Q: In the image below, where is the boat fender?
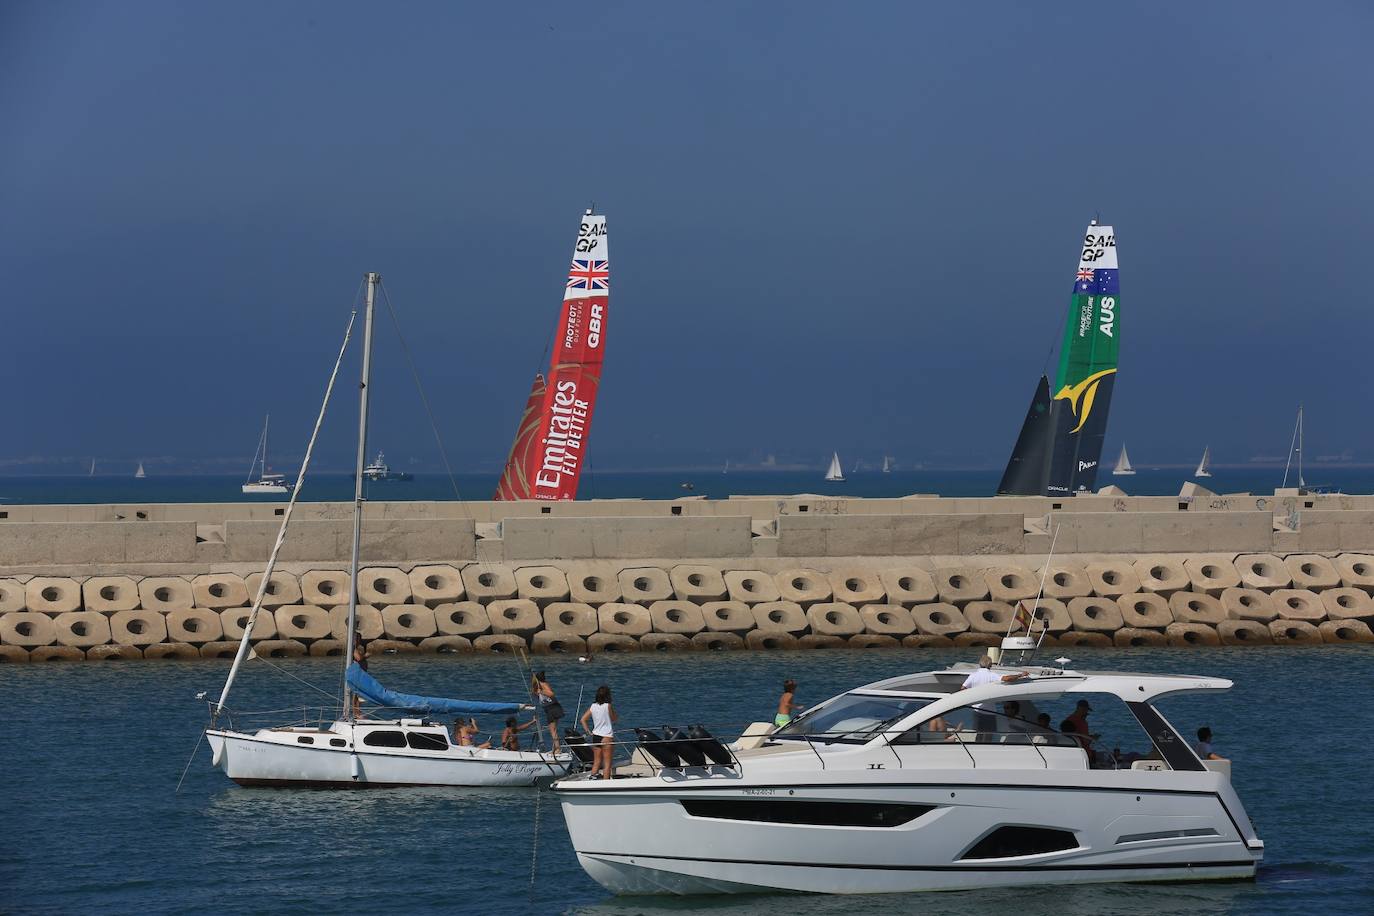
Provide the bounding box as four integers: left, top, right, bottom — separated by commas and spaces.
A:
350, 753, 361, 781
663, 726, 707, 767
211, 738, 225, 768
634, 727, 682, 768
687, 724, 733, 767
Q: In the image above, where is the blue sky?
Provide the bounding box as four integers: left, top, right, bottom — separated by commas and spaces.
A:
2, 1, 1371, 473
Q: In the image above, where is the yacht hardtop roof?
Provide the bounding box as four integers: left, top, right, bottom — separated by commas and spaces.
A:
856, 664, 1233, 705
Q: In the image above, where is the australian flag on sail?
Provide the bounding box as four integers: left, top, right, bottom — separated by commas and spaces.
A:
1073, 268, 1119, 295
567, 259, 609, 290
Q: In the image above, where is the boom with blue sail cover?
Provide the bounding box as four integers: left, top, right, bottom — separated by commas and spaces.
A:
345, 663, 525, 716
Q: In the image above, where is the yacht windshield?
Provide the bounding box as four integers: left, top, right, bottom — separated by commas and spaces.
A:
775, 694, 932, 744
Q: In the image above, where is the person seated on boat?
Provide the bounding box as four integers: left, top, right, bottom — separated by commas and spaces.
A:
775, 679, 804, 728
350, 633, 368, 719
501, 715, 537, 751
1194, 726, 1224, 760
1031, 712, 1055, 744
454, 718, 492, 749
999, 701, 1035, 741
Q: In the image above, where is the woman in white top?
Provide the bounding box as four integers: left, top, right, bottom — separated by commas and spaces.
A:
579, 684, 619, 780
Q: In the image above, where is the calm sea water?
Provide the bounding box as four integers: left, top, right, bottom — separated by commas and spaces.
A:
2, 646, 1370, 915
2, 466, 1372, 505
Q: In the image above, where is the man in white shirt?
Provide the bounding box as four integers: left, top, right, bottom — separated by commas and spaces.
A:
960, 656, 1029, 740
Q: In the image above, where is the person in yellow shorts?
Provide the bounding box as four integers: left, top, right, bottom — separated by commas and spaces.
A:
775, 678, 804, 728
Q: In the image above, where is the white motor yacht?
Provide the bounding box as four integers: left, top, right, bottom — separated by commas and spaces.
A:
555, 659, 1263, 895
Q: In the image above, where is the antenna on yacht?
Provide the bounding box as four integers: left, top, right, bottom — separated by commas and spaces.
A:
1000, 524, 1061, 665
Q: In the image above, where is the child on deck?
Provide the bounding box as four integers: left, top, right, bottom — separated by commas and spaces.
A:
775, 679, 803, 728
580, 685, 618, 780
501, 715, 537, 751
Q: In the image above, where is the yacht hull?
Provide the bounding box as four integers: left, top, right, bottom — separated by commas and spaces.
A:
208, 728, 570, 788
558, 774, 1261, 895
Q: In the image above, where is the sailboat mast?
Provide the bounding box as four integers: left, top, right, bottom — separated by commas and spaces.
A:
342, 273, 379, 720
262, 414, 270, 477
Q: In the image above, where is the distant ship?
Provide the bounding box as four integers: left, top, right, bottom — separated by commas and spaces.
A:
824, 452, 845, 482
1194, 446, 1212, 478
243, 414, 290, 494
362, 451, 413, 482
1112, 444, 1136, 476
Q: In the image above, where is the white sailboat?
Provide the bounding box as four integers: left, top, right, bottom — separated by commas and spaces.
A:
242, 414, 290, 494
1282, 406, 1306, 489
882, 455, 892, 474
1194, 445, 1212, 478
88, 459, 96, 477
722, 459, 729, 475
206, 273, 572, 788
824, 452, 845, 482
134, 462, 146, 479
1112, 444, 1136, 476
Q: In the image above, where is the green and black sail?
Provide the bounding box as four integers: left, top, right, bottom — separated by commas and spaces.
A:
998, 222, 1120, 496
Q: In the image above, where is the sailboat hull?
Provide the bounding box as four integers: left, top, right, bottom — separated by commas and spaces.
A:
241, 483, 289, 494
207, 724, 573, 788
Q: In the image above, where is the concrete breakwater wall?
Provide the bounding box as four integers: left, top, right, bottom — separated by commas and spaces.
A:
3, 554, 1373, 662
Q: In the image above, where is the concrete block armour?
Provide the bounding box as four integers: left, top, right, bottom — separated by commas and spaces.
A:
0, 612, 57, 647
145, 643, 200, 660
301, 570, 350, 607
368, 640, 420, 655
1234, 554, 1291, 590
1041, 565, 1093, 600
934, 568, 989, 605
543, 602, 599, 637
1165, 623, 1221, 647
1183, 558, 1241, 596
984, 567, 1038, 602
671, 565, 728, 603
199, 641, 241, 659
1114, 628, 1168, 647
357, 568, 411, 606
1284, 555, 1341, 590
800, 634, 849, 649
619, 568, 674, 603
902, 635, 955, 649
32, 646, 83, 661
1116, 593, 1174, 629
1132, 558, 1190, 596
774, 569, 832, 605
746, 631, 801, 650
416, 636, 472, 654
962, 601, 1014, 634
474, 634, 527, 654
83, 576, 141, 613
1086, 561, 1141, 598
953, 633, 1004, 648
433, 602, 489, 638
587, 633, 639, 653
1220, 588, 1278, 622
1269, 619, 1322, 645
0, 645, 30, 662
1321, 588, 1374, 621
750, 601, 808, 634
878, 568, 938, 605
462, 565, 518, 601
1335, 554, 1374, 592
245, 572, 302, 608
912, 603, 969, 637
516, 567, 570, 606
650, 601, 706, 635
641, 633, 694, 652
567, 564, 623, 605
806, 603, 864, 637
849, 635, 901, 649
1067, 597, 1125, 632
138, 577, 194, 612
827, 569, 885, 605
89, 645, 143, 660
1217, 620, 1273, 646
1027, 598, 1073, 633
310, 639, 346, 657
859, 604, 916, 637
328, 605, 384, 640
0, 579, 25, 613
1168, 592, 1228, 626
724, 570, 781, 604
1272, 589, 1325, 622
54, 612, 112, 648
532, 631, 587, 655
193, 574, 249, 610
220, 608, 278, 641
701, 601, 754, 634
693, 632, 745, 651
488, 599, 542, 637
110, 610, 168, 647
1319, 619, 1374, 644
272, 605, 332, 641
165, 608, 223, 644
408, 565, 464, 607
254, 639, 307, 658
598, 603, 652, 637
26, 578, 82, 614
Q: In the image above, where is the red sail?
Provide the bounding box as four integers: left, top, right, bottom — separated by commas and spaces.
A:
493, 373, 547, 500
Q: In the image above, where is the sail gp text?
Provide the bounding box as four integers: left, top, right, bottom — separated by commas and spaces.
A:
535, 380, 590, 492
576, 220, 606, 253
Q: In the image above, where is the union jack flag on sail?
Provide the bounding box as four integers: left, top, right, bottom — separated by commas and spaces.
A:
567, 259, 609, 290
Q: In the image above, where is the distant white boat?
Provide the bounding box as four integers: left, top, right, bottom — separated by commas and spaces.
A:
362, 450, 413, 482
243, 414, 290, 495
134, 462, 146, 479
89, 459, 96, 477
1112, 444, 1136, 476
1194, 445, 1212, 478
881, 455, 892, 474
722, 459, 729, 475
824, 451, 845, 482
1282, 406, 1306, 489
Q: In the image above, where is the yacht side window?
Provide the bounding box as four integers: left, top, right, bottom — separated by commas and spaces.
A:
362, 730, 407, 748
774, 694, 933, 743
406, 731, 450, 751
894, 704, 1074, 747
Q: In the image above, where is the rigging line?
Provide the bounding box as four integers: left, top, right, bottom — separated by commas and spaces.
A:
255, 650, 344, 704
378, 281, 465, 504
528, 783, 543, 902
174, 729, 206, 795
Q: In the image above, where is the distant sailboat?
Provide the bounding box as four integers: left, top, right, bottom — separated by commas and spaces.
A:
1194, 446, 1212, 478
243, 415, 290, 495
882, 455, 893, 474
722, 459, 729, 475
825, 452, 845, 482
134, 462, 146, 479
1112, 445, 1136, 476
88, 459, 96, 477
1282, 406, 1306, 489
851, 457, 860, 474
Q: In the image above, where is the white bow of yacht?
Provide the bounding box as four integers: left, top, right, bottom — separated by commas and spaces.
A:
554, 661, 1263, 896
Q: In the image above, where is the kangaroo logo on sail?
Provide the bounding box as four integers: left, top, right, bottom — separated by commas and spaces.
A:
1053, 368, 1117, 434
